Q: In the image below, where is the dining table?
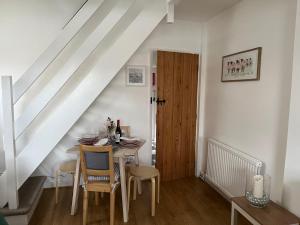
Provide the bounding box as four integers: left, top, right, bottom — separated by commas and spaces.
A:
66, 139, 145, 223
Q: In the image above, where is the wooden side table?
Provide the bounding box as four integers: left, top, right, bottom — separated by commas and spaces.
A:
231, 197, 299, 225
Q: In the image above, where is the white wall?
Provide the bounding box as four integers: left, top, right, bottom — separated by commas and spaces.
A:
201, 0, 297, 202
37, 19, 203, 187
282, 0, 300, 217
0, 0, 86, 173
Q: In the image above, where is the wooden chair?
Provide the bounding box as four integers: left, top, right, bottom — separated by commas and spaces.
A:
119, 125, 143, 195
127, 166, 160, 216
55, 160, 77, 204
80, 145, 120, 225
120, 126, 130, 137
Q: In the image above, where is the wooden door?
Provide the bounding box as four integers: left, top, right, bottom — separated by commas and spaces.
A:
156, 51, 199, 181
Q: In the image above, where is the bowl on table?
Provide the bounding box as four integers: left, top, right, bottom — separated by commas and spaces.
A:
94, 138, 109, 146
78, 134, 99, 145
120, 137, 141, 144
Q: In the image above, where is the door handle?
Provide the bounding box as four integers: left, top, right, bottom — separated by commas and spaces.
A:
156, 98, 166, 106
156, 97, 161, 105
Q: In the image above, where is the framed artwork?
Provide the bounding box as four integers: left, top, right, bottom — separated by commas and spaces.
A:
126, 65, 146, 86
221, 47, 262, 82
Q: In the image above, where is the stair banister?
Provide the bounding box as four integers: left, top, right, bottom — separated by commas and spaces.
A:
12, 0, 105, 104
14, 0, 134, 139
15, 0, 167, 190
1, 76, 18, 209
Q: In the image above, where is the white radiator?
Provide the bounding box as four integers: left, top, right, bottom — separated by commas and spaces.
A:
205, 138, 263, 198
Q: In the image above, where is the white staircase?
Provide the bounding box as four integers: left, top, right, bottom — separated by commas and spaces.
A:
12, 0, 104, 104
0, 0, 167, 212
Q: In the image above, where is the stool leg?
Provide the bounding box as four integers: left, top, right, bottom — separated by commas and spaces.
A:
101, 192, 104, 198
134, 153, 143, 195
55, 170, 59, 204
83, 190, 89, 225
95, 192, 99, 206
137, 178, 142, 195
151, 177, 156, 216
133, 178, 137, 200
157, 174, 160, 204
71, 173, 75, 187
127, 176, 134, 211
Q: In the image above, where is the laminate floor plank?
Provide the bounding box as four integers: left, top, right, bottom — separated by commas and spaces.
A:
29, 178, 251, 225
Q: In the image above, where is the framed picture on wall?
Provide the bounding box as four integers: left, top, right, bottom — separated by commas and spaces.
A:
221, 47, 262, 82
126, 65, 146, 86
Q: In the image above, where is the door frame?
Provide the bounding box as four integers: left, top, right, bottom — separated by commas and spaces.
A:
149, 48, 202, 177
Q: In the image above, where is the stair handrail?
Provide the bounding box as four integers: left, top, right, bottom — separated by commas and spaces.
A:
0, 0, 104, 210
14, 0, 134, 139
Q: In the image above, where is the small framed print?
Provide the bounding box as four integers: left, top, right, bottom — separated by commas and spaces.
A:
126, 66, 146, 86
221, 47, 262, 82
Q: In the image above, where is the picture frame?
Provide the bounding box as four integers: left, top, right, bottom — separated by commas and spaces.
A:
221, 47, 262, 82
126, 65, 146, 86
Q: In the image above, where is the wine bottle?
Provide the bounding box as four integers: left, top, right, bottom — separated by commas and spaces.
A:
115, 120, 122, 143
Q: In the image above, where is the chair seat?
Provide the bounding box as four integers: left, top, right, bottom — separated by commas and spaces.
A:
129, 166, 159, 180
86, 180, 120, 192
59, 160, 77, 173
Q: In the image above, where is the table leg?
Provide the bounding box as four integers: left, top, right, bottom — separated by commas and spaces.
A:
119, 157, 128, 223
231, 203, 237, 225
71, 157, 81, 215
134, 152, 139, 166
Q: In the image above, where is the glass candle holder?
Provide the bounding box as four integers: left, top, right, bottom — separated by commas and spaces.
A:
245, 174, 271, 208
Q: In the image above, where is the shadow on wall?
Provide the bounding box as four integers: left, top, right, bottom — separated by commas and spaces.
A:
282, 181, 300, 216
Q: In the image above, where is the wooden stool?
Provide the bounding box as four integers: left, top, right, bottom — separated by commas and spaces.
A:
127, 166, 160, 216
55, 160, 77, 204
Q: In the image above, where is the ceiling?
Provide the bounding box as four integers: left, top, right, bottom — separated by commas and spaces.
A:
174, 0, 241, 22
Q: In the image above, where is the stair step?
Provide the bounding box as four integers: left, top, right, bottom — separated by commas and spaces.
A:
0, 176, 46, 217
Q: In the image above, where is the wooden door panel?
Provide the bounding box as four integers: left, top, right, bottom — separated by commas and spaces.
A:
162, 51, 174, 180
189, 55, 199, 175
156, 51, 165, 179
182, 53, 192, 178
156, 51, 199, 181
173, 53, 184, 179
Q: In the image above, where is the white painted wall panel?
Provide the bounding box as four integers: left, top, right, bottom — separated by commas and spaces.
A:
201, 0, 297, 202
282, 0, 300, 217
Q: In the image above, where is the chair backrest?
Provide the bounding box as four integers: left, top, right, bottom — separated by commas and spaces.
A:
120, 126, 130, 137
80, 145, 114, 185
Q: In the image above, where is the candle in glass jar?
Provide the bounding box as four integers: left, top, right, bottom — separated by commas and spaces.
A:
253, 175, 264, 198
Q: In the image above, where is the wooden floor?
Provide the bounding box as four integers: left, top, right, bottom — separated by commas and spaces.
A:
29, 178, 250, 225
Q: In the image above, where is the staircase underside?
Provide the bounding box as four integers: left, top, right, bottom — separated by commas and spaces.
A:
15, 0, 167, 189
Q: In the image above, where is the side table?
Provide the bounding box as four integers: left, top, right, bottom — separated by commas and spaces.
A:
231, 197, 299, 225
